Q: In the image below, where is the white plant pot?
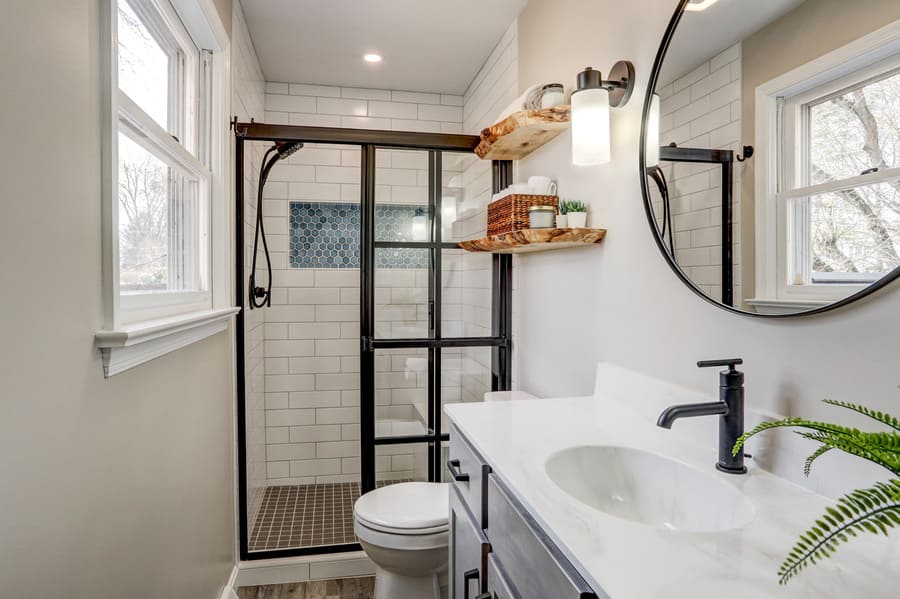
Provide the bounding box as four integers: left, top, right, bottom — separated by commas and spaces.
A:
568, 212, 587, 228
556, 214, 568, 228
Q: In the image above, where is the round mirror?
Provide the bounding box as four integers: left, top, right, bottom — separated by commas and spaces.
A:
641, 0, 900, 316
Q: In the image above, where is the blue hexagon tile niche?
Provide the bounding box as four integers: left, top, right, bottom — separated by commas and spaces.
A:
289, 202, 429, 269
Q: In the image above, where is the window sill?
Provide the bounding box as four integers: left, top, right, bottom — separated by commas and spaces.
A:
745, 298, 830, 315
95, 307, 240, 377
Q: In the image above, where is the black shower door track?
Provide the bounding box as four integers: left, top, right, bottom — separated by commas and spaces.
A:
234, 122, 513, 560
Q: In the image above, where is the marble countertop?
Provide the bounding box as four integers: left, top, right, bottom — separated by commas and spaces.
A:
444, 368, 900, 598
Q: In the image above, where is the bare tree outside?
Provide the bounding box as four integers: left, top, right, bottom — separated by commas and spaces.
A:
116, 0, 171, 292
118, 134, 169, 291
808, 69, 900, 277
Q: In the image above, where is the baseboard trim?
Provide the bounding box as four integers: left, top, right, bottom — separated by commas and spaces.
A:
235, 551, 374, 589
219, 564, 239, 599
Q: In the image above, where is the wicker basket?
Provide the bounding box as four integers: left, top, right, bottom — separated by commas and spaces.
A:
487, 194, 559, 236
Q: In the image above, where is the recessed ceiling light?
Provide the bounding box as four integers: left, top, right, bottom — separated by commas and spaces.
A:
363, 54, 383, 64
685, 0, 721, 11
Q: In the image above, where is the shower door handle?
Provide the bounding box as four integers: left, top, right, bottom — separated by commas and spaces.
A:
428, 299, 435, 333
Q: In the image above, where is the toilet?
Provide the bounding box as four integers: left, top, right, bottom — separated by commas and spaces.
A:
354, 482, 451, 599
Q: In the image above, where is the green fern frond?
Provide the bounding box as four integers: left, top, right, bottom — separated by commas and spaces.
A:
804, 445, 832, 477
734, 418, 861, 455
823, 400, 900, 432
778, 479, 900, 584
793, 431, 900, 476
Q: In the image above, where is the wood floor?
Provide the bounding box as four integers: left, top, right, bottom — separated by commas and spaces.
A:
236, 577, 374, 599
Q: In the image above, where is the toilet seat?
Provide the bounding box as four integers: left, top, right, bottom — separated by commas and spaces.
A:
355, 519, 449, 551
354, 482, 451, 536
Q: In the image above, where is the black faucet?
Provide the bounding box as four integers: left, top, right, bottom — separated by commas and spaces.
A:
656, 358, 747, 475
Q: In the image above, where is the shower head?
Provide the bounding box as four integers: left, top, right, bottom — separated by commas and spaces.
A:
275, 141, 304, 159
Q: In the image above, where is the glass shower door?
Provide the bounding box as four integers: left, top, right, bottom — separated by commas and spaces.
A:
359, 147, 508, 492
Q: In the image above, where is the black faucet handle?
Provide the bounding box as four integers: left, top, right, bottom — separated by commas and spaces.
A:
697, 358, 743, 372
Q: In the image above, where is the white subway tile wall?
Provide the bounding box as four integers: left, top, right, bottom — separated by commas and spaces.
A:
264, 85, 463, 134
460, 20, 519, 389
233, 3, 267, 531
656, 43, 743, 304
258, 83, 496, 486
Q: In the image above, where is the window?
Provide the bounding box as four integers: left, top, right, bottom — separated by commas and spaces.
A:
780, 64, 900, 295
754, 26, 900, 307
115, 0, 210, 322
96, 0, 234, 376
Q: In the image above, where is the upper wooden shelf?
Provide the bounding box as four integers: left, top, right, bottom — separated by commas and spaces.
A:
458, 228, 607, 254
475, 106, 571, 160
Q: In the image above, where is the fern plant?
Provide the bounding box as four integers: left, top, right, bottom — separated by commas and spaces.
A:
733, 398, 900, 584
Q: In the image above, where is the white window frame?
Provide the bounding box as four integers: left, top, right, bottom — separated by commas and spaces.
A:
751, 18, 900, 311
96, 0, 236, 377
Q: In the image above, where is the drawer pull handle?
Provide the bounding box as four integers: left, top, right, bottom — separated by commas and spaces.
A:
463, 568, 480, 599
448, 459, 470, 482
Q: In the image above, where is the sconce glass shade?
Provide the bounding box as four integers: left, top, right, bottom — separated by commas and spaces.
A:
645, 93, 661, 168
571, 87, 611, 166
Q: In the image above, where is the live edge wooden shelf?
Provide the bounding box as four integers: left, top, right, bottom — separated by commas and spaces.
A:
458, 228, 607, 254
475, 106, 571, 160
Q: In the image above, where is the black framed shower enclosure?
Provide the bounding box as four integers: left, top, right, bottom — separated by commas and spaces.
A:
234, 121, 513, 560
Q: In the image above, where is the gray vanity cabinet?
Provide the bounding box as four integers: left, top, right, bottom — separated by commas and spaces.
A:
449, 426, 599, 599
485, 555, 518, 599
449, 483, 490, 599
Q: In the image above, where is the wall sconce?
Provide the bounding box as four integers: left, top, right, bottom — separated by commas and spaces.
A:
645, 93, 661, 168
412, 207, 427, 241
571, 61, 635, 166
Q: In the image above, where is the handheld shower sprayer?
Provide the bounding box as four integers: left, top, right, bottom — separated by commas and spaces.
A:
249, 140, 304, 309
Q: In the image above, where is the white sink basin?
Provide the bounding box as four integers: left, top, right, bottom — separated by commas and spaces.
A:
545, 446, 755, 532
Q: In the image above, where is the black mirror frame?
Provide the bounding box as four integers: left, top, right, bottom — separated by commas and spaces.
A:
639, 0, 900, 318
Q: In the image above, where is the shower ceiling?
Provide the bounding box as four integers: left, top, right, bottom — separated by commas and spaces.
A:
240, 0, 527, 94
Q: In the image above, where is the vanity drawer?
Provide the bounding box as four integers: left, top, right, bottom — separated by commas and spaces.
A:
449, 483, 490, 599
487, 475, 598, 599
449, 424, 491, 529
485, 554, 520, 599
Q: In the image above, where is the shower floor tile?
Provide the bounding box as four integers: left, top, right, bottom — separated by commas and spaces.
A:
249, 481, 410, 552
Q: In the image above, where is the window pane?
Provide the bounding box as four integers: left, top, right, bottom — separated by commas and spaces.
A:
806, 180, 900, 279
118, 0, 169, 129
118, 133, 170, 292
441, 152, 481, 243
442, 249, 492, 337
375, 349, 430, 440
809, 70, 900, 183
441, 347, 492, 434
374, 248, 430, 339
375, 149, 431, 242
376, 443, 429, 484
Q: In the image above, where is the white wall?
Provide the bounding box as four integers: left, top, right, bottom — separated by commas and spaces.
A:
0, 0, 235, 596
515, 0, 900, 498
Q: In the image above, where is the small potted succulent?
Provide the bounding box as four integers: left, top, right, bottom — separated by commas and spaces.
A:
556, 203, 568, 228
562, 200, 588, 228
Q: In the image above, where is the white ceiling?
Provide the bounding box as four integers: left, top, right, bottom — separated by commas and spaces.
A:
659, 0, 807, 86
240, 0, 527, 95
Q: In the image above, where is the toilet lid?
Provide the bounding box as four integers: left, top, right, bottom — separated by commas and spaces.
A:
354, 482, 450, 534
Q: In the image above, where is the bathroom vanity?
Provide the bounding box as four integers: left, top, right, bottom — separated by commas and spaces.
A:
445, 365, 900, 599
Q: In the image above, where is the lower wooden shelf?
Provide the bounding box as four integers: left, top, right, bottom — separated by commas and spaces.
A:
458, 228, 607, 254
